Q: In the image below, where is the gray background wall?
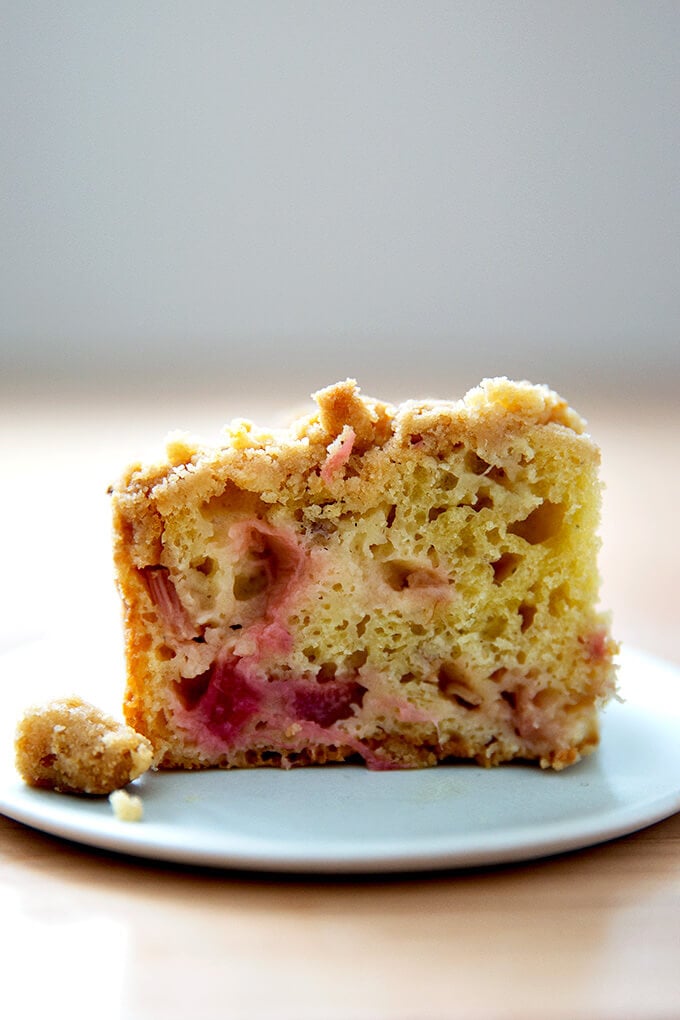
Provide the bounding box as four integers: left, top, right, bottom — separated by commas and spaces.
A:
2, 1, 679, 401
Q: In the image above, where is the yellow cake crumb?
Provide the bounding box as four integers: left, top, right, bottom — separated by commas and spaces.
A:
109, 788, 144, 821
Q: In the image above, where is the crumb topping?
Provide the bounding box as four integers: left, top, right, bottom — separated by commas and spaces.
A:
15, 697, 154, 795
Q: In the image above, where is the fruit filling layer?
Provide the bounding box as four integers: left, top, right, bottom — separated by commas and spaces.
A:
174, 655, 368, 749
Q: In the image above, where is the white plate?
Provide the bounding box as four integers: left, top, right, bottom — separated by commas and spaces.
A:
1, 646, 679, 873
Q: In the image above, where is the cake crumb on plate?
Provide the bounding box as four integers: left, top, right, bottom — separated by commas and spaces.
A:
109, 788, 144, 822
15, 696, 154, 795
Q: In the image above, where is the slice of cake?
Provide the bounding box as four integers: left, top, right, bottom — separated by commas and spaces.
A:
111, 378, 617, 772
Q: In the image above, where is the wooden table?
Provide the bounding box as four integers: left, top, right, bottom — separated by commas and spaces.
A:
1, 389, 679, 1020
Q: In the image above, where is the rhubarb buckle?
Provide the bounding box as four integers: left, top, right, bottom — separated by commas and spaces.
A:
111, 378, 617, 772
